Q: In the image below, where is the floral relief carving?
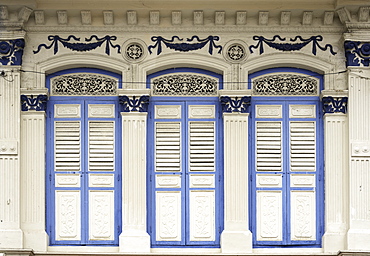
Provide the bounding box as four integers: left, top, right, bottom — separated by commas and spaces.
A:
160, 195, 178, 239
253, 74, 318, 95
51, 74, 117, 95
152, 74, 218, 96
260, 194, 280, 238
193, 195, 212, 238
92, 194, 111, 238
59, 194, 78, 238
293, 195, 313, 238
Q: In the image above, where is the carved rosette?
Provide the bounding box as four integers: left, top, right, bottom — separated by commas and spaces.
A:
220, 96, 251, 113
21, 94, 48, 111
322, 96, 348, 114
344, 41, 370, 67
0, 39, 25, 66
119, 95, 150, 112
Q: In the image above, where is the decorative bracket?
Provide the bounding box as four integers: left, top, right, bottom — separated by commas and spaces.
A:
322, 96, 348, 114
344, 41, 370, 67
0, 39, 25, 65
21, 94, 48, 111
220, 96, 251, 113
119, 95, 150, 112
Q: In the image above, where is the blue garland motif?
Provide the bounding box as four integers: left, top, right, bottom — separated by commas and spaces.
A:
249, 35, 337, 56
21, 95, 48, 111
220, 96, 251, 113
148, 35, 222, 55
0, 39, 25, 66
119, 95, 150, 112
322, 96, 348, 114
344, 41, 370, 67
33, 35, 121, 55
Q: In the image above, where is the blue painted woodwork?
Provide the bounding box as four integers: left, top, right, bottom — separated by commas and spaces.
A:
34, 35, 121, 55
0, 39, 25, 65
148, 36, 222, 55
344, 41, 370, 67
248, 67, 324, 248
249, 35, 337, 56
45, 69, 122, 246
147, 97, 224, 248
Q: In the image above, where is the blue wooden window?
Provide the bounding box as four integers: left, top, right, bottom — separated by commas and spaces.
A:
249, 68, 324, 247
46, 69, 122, 246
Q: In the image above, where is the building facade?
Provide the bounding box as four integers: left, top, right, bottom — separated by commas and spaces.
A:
0, 0, 370, 255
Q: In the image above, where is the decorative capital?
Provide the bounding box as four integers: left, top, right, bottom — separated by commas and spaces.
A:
322, 96, 348, 114
21, 94, 48, 111
344, 41, 370, 67
220, 96, 251, 113
0, 39, 25, 66
119, 95, 150, 112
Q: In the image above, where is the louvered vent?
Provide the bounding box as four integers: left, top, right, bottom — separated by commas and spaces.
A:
256, 121, 282, 172
155, 122, 181, 172
189, 121, 215, 172
55, 121, 81, 171
89, 121, 115, 172
290, 121, 316, 172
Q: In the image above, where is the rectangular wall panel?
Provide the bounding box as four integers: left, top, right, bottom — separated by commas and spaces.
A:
156, 191, 182, 241
290, 190, 316, 240
55, 191, 81, 240
256, 191, 282, 241
189, 190, 215, 241
89, 190, 115, 240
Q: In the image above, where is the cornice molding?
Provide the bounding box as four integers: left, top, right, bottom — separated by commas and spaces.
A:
24, 25, 346, 34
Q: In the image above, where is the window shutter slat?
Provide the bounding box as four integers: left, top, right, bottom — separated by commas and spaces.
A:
189, 122, 215, 172
155, 122, 181, 172
55, 121, 81, 172
89, 121, 115, 172
256, 121, 282, 172
290, 122, 316, 172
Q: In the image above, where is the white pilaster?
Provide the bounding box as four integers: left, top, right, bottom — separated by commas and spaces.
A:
20, 110, 48, 251
119, 112, 150, 253
347, 69, 370, 250
0, 69, 23, 249
221, 112, 252, 253
322, 113, 349, 252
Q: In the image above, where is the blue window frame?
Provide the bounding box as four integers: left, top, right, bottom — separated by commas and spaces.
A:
45, 69, 122, 246
249, 68, 324, 247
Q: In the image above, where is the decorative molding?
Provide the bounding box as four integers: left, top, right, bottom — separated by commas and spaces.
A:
122, 38, 147, 62
259, 11, 269, 25
224, 40, 248, 63
215, 11, 225, 25
194, 11, 203, 25
119, 95, 149, 112
0, 39, 25, 66
323, 11, 334, 25
172, 11, 181, 25
252, 73, 318, 96
34, 10, 45, 25
50, 73, 117, 96
236, 11, 247, 25
103, 11, 114, 25
148, 35, 222, 55
33, 35, 121, 55
18, 6, 33, 23
20, 94, 48, 111
302, 11, 313, 25
322, 96, 348, 114
220, 96, 251, 113
0, 6, 9, 20
57, 10, 68, 25
344, 41, 370, 67
127, 11, 137, 25
281, 11, 291, 25
150, 11, 160, 25
336, 7, 351, 24
81, 10, 91, 25
358, 7, 370, 22
152, 73, 218, 96
249, 35, 337, 56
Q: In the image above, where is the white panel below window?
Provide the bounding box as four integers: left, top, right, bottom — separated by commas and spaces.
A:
156, 191, 182, 241
189, 190, 215, 241
89, 190, 115, 240
256, 190, 282, 241
55, 190, 81, 240
290, 190, 316, 240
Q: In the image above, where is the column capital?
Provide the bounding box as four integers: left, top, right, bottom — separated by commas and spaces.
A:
322, 96, 348, 114
344, 40, 370, 67
119, 95, 149, 112
220, 96, 251, 113
20, 94, 48, 112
